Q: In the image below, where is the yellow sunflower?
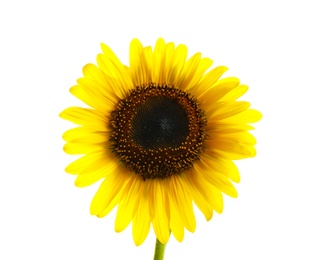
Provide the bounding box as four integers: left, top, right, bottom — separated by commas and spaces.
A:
60, 38, 261, 246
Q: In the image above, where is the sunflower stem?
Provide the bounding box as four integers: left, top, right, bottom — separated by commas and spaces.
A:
153, 238, 167, 260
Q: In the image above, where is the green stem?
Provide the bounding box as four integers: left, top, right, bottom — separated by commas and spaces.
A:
153, 238, 167, 260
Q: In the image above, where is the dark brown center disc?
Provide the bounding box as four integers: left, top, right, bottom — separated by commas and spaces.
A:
109, 84, 207, 180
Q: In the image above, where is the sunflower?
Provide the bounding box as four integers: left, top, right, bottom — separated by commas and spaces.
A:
60, 38, 261, 246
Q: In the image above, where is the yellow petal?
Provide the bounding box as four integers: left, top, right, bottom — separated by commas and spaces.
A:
65, 151, 105, 174
215, 131, 256, 145
143, 46, 153, 76
176, 53, 202, 89
115, 176, 142, 232
199, 77, 240, 106
132, 181, 151, 246
90, 168, 130, 217
206, 101, 251, 121
77, 77, 117, 108
163, 42, 175, 83
200, 153, 240, 183
206, 139, 257, 159
100, 43, 124, 68
195, 160, 238, 198
152, 38, 166, 84
168, 190, 184, 242
184, 173, 213, 221
130, 38, 147, 85
168, 44, 188, 85
75, 153, 118, 187
82, 63, 105, 81
193, 66, 228, 97
63, 142, 104, 155
96, 54, 133, 98
150, 180, 170, 244
207, 122, 254, 133
168, 176, 196, 240
222, 109, 262, 124
183, 57, 213, 90
188, 169, 224, 213
63, 127, 109, 143
173, 176, 196, 232
69, 85, 113, 113
220, 84, 249, 101
81, 63, 120, 102
59, 107, 108, 130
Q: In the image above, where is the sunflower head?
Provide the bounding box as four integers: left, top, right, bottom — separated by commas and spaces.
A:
60, 38, 261, 246
109, 83, 207, 180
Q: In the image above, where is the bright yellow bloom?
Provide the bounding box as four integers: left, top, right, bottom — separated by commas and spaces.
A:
60, 38, 261, 246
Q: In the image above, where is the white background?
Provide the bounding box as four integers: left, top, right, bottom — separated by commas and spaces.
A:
1, 0, 310, 259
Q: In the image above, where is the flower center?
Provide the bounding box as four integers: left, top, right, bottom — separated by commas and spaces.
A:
110, 84, 207, 180
131, 96, 189, 149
